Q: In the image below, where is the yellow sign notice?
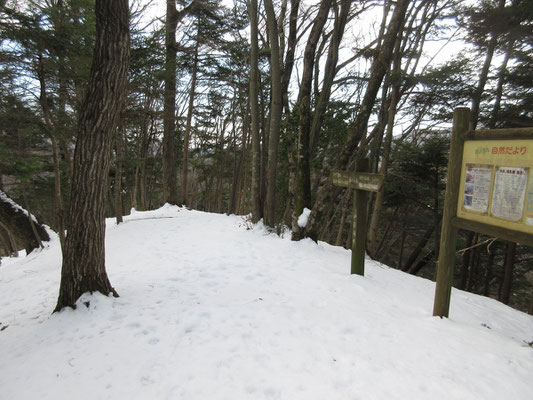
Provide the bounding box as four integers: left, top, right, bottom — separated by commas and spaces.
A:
457, 139, 533, 234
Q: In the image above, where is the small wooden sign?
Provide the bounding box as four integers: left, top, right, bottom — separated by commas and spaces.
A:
331, 171, 384, 192
331, 162, 384, 276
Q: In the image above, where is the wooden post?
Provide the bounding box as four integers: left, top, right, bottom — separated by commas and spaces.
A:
331, 159, 383, 276
351, 158, 370, 275
433, 107, 470, 317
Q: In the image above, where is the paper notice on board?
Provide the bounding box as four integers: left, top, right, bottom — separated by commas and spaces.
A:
527, 179, 533, 226
490, 167, 528, 221
463, 166, 492, 213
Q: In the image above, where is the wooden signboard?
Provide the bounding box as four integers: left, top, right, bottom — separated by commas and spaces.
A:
331, 171, 384, 192
332, 160, 384, 276
433, 108, 533, 318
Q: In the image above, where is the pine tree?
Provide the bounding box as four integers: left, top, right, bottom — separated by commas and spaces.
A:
55, 0, 130, 311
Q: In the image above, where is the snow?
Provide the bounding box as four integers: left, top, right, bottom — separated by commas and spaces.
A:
297, 207, 311, 228
1, 205, 532, 400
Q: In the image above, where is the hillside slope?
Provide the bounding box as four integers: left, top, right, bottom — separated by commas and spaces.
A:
1, 205, 532, 399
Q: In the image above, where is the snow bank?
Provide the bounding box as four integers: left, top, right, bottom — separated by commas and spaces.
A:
1, 205, 532, 399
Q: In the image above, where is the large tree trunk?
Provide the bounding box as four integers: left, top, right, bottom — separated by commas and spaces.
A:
248, 0, 262, 223
0, 191, 50, 258
304, 0, 410, 241
55, 0, 130, 312
264, 0, 283, 227
162, 0, 180, 205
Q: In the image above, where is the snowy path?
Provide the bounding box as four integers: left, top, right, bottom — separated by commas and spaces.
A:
1, 206, 532, 399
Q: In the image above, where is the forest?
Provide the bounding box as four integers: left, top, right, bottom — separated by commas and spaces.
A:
0, 0, 532, 313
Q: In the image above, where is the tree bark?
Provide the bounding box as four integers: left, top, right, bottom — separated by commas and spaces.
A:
309, 0, 351, 153
37, 55, 66, 247
114, 124, 125, 224
367, 35, 402, 257
162, 0, 180, 205
55, 0, 130, 311
264, 0, 283, 227
229, 102, 249, 215
401, 224, 434, 273
248, 0, 262, 223
470, 0, 506, 130
181, 27, 200, 206
483, 244, 496, 296
500, 241, 516, 305
528, 286, 533, 315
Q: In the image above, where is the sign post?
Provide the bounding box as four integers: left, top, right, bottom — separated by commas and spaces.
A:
331, 159, 384, 276
433, 108, 533, 317
433, 108, 469, 317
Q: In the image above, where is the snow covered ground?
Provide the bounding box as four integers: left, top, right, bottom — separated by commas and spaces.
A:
1, 205, 532, 400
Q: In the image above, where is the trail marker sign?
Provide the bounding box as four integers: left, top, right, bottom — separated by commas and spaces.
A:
332, 159, 384, 276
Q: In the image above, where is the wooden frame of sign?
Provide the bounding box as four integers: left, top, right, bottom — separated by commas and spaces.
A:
332, 159, 384, 276
433, 107, 533, 318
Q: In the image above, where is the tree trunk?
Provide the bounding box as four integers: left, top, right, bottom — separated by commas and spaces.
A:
488, 41, 514, 128
248, 0, 262, 223
114, 125, 125, 224
483, 244, 496, 296
409, 249, 435, 276
229, 102, 249, 215
264, 0, 283, 227
181, 27, 200, 206
367, 35, 402, 256
55, 0, 130, 311
373, 206, 399, 259
470, 0, 506, 130
397, 230, 406, 269
459, 232, 475, 290
401, 225, 435, 272
37, 55, 66, 247
500, 241, 516, 305
162, 0, 180, 205
528, 286, 533, 315
309, 0, 351, 153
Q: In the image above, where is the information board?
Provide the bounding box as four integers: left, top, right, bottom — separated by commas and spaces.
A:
457, 139, 533, 234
